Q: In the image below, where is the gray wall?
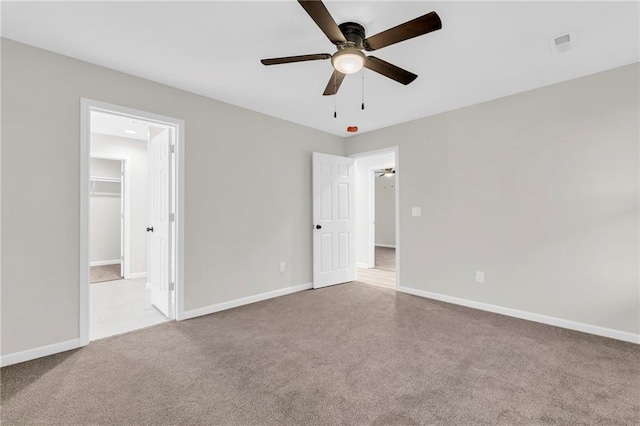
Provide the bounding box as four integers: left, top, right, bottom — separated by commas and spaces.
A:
89, 158, 121, 264
91, 133, 148, 275
375, 175, 396, 247
2, 37, 637, 359
346, 63, 640, 335
1, 39, 344, 356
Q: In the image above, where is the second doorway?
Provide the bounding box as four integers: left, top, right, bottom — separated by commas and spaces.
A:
354, 149, 397, 289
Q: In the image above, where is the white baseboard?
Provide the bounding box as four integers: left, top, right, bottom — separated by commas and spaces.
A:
1, 283, 312, 366
90, 260, 120, 267
397, 285, 640, 344
375, 244, 396, 249
1, 338, 82, 367
357, 262, 373, 269
125, 272, 147, 279
180, 282, 313, 321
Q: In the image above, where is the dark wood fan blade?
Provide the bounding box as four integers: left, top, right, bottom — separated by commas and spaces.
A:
261, 54, 331, 66
364, 56, 417, 85
323, 70, 346, 96
298, 0, 346, 45
364, 11, 441, 51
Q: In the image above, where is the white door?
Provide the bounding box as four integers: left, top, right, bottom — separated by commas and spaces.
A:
312, 152, 356, 289
148, 128, 172, 317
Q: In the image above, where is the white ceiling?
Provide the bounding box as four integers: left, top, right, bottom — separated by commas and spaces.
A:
91, 111, 149, 141
2, 1, 638, 137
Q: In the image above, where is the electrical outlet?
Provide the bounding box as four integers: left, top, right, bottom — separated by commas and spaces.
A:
280, 262, 286, 273
475, 271, 484, 283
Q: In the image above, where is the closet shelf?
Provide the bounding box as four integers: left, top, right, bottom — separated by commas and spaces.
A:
90, 176, 122, 183
90, 176, 122, 197
90, 192, 121, 197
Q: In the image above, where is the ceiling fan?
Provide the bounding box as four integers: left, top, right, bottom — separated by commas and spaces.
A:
260, 0, 442, 96
376, 168, 396, 177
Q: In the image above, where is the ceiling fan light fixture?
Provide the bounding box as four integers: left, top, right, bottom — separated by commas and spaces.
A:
331, 48, 365, 74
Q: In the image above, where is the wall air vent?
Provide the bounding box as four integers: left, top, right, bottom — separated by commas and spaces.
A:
550, 31, 576, 54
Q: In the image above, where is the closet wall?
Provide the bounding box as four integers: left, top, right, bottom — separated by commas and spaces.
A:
89, 158, 122, 265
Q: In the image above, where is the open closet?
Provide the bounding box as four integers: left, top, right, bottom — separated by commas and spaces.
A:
90, 158, 124, 283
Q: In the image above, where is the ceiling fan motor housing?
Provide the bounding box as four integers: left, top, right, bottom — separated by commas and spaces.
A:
338, 22, 366, 49
331, 22, 367, 74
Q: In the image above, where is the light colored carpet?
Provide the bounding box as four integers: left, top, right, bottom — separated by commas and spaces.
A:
2, 282, 639, 425
375, 246, 395, 271
90, 264, 122, 284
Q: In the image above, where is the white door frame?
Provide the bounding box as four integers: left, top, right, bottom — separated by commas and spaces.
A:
350, 146, 400, 288
80, 98, 186, 346
90, 155, 130, 277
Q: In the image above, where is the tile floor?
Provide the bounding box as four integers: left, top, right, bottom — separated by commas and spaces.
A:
90, 277, 169, 340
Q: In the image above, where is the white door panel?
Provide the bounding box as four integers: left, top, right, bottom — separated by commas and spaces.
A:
149, 128, 172, 317
313, 152, 356, 289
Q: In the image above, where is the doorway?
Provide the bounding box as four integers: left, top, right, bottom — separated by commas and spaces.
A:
80, 99, 185, 346
352, 148, 399, 289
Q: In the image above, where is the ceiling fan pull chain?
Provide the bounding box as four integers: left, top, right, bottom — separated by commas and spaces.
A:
334, 72, 337, 118
361, 72, 365, 110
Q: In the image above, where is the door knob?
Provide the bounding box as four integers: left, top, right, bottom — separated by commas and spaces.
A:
315, 225, 322, 230
147, 227, 154, 232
